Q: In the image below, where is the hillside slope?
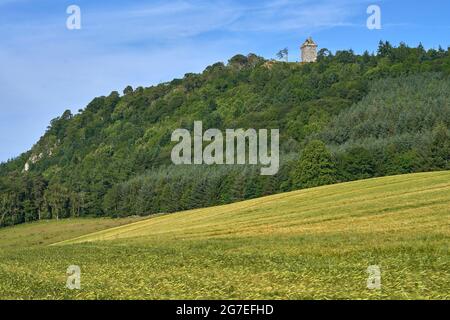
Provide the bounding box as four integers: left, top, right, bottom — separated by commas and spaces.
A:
0, 217, 143, 251
1, 43, 450, 228
1, 172, 448, 299
58, 171, 450, 245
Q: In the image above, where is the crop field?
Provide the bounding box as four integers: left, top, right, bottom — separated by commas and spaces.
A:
0, 171, 449, 300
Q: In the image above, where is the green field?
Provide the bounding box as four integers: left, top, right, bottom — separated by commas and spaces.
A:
1, 172, 449, 300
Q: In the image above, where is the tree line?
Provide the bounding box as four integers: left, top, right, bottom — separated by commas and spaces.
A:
1, 41, 450, 226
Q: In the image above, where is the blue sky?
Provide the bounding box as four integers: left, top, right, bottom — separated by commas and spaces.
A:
0, 0, 449, 162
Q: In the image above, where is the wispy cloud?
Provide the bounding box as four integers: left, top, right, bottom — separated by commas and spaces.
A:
227, 0, 362, 32
1, 0, 368, 47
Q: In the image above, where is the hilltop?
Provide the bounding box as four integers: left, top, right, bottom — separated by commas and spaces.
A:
1, 41, 450, 227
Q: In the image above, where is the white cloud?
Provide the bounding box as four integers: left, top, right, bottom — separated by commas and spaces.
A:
1, 0, 368, 47
226, 0, 367, 32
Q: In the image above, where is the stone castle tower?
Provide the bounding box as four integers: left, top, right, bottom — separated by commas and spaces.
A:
301, 37, 318, 63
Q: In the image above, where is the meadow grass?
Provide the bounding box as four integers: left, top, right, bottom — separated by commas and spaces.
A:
0, 172, 449, 299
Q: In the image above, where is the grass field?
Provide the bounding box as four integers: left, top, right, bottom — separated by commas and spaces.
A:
0, 171, 449, 300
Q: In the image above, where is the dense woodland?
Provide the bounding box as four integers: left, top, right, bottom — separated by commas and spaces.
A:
1, 41, 450, 226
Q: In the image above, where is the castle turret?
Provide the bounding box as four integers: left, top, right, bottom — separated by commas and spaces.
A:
301, 37, 318, 63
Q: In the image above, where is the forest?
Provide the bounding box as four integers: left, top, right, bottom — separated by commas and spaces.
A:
1, 41, 449, 226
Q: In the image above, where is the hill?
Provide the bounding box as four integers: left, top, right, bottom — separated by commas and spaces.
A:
1, 42, 450, 227
1, 171, 449, 299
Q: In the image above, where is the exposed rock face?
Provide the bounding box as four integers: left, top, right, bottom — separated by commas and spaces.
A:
301, 37, 318, 63
23, 149, 54, 172
23, 153, 42, 172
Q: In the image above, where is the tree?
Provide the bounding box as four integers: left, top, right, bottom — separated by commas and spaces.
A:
317, 48, 332, 61
70, 191, 85, 217
228, 54, 248, 69
377, 40, 393, 58
44, 184, 69, 221
31, 175, 47, 220
189, 177, 209, 209
276, 48, 289, 62
339, 147, 375, 181
123, 86, 134, 95
0, 194, 12, 226
0, 193, 18, 227
292, 140, 337, 189
431, 123, 450, 169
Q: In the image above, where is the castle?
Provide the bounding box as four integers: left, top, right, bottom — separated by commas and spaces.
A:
301, 37, 318, 63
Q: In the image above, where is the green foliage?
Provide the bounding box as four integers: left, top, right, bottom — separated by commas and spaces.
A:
1, 172, 449, 300
292, 140, 337, 188
338, 146, 375, 181
431, 123, 450, 169
102, 165, 286, 218
1, 43, 450, 226
123, 86, 133, 95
